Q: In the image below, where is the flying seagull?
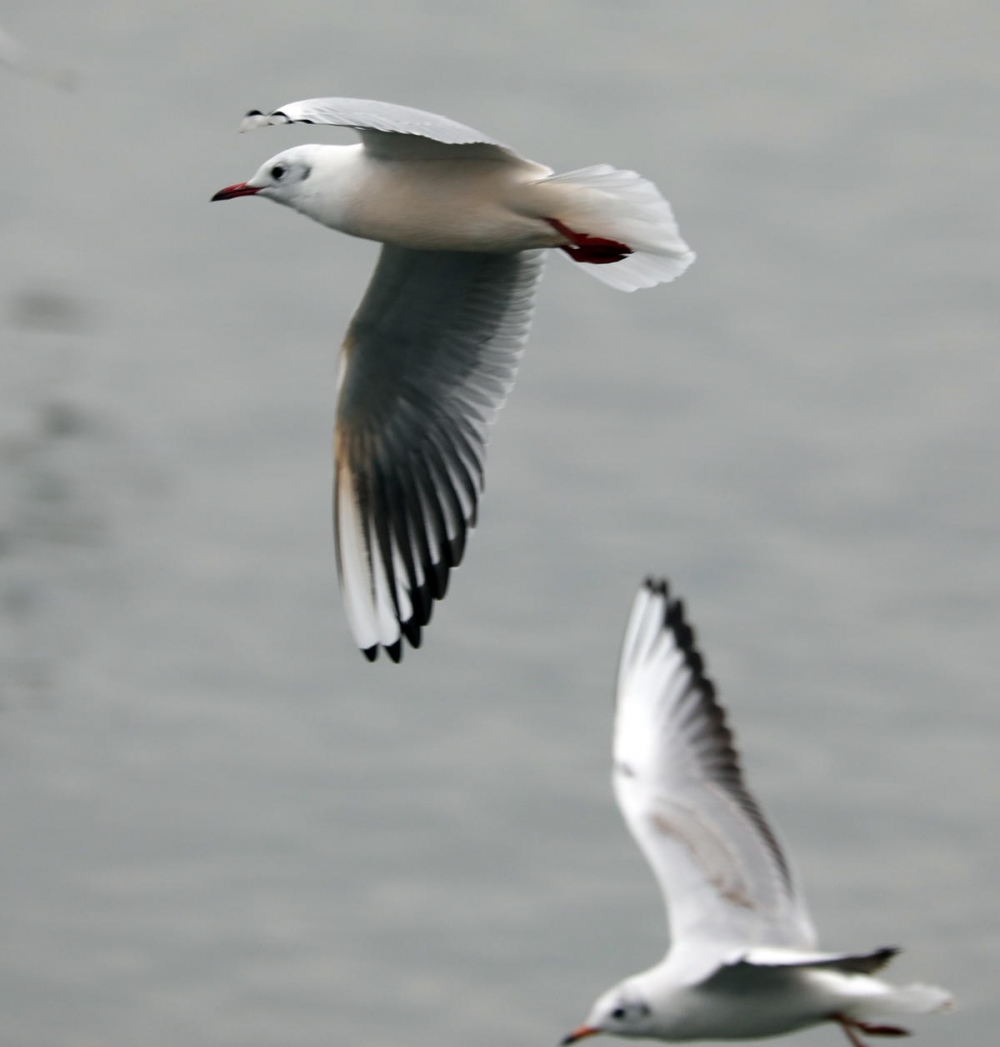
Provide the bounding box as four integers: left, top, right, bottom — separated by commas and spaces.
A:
0, 23, 74, 88
212, 98, 694, 661
562, 578, 951, 1047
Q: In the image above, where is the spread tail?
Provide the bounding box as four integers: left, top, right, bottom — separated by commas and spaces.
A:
847, 982, 954, 1022
534, 164, 695, 291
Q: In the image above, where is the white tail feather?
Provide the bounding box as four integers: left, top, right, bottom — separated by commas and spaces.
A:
848, 982, 954, 1021
535, 164, 695, 291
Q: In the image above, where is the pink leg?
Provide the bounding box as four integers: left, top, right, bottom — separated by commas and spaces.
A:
835, 1016, 869, 1047
834, 1015, 911, 1047
854, 1021, 910, 1037
546, 218, 633, 265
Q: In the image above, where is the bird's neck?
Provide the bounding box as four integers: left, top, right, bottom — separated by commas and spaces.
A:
292, 144, 366, 232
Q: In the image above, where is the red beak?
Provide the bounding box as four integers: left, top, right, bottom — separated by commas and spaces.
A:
561, 1026, 600, 1045
211, 182, 260, 202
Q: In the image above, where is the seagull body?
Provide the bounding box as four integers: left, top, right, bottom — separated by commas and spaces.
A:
253, 143, 562, 253
213, 98, 694, 661
563, 579, 952, 1047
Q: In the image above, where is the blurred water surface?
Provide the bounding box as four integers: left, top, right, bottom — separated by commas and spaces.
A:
0, 3, 996, 1045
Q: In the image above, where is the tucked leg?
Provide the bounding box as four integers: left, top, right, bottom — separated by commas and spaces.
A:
834, 1015, 912, 1047
546, 218, 633, 265
835, 1016, 869, 1047
854, 1021, 910, 1037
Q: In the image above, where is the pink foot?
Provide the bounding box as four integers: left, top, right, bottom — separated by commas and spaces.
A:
546, 218, 633, 265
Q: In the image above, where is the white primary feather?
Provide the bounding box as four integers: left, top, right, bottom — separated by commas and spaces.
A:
613, 578, 816, 955
332, 246, 545, 662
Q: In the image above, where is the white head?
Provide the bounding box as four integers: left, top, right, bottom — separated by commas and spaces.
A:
562, 981, 655, 1044
213, 143, 345, 212
211, 144, 325, 206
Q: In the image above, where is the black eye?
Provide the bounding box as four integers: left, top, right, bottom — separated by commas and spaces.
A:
271, 165, 285, 180
611, 1008, 627, 1021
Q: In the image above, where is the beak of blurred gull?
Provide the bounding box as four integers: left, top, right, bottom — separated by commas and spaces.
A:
561, 1027, 601, 1045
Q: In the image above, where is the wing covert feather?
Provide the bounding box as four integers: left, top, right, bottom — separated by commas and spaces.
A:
241, 97, 518, 161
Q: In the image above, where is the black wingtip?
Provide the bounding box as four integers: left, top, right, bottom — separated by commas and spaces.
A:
410, 584, 433, 630
869, 947, 902, 973
401, 617, 423, 649
642, 575, 671, 599
386, 640, 403, 663
430, 560, 450, 601
448, 529, 467, 567
638, 574, 711, 692
362, 645, 378, 663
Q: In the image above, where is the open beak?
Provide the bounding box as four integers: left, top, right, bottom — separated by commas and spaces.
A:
561, 1026, 601, 1045
211, 182, 260, 202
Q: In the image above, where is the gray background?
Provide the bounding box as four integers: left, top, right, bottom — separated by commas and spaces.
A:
0, 2, 996, 1045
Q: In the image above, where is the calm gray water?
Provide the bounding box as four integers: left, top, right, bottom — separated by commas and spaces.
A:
1, 3, 996, 1045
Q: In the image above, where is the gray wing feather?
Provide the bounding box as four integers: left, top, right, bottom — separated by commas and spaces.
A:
334, 246, 545, 661
701, 947, 900, 992
240, 97, 518, 160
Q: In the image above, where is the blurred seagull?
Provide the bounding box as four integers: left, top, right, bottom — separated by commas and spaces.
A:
562, 578, 952, 1047
212, 98, 694, 662
0, 24, 75, 89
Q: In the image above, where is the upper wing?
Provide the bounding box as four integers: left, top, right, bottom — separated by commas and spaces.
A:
334, 245, 545, 662
613, 579, 817, 956
698, 947, 901, 996
240, 97, 519, 161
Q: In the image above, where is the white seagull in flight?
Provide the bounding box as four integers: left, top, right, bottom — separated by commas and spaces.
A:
212, 98, 694, 661
562, 578, 952, 1047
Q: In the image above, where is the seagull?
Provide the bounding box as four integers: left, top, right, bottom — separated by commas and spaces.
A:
0, 24, 75, 89
212, 98, 694, 662
562, 578, 952, 1047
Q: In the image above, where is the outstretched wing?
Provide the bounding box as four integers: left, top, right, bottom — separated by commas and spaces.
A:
720, 946, 899, 976
613, 579, 817, 957
334, 245, 545, 662
698, 946, 902, 996
240, 97, 519, 161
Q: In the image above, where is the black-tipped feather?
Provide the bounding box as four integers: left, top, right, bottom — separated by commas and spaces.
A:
614, 577, 817, 952
647, 579, 795, 893
242, 97, 514, 153
334, 245, 544, 659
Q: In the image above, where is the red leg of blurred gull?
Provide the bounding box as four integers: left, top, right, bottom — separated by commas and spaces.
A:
835, 1015, 911, 1047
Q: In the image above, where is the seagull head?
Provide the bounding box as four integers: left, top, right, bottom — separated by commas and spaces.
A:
562, 982, 654, 1044
211, 145, 319, 205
